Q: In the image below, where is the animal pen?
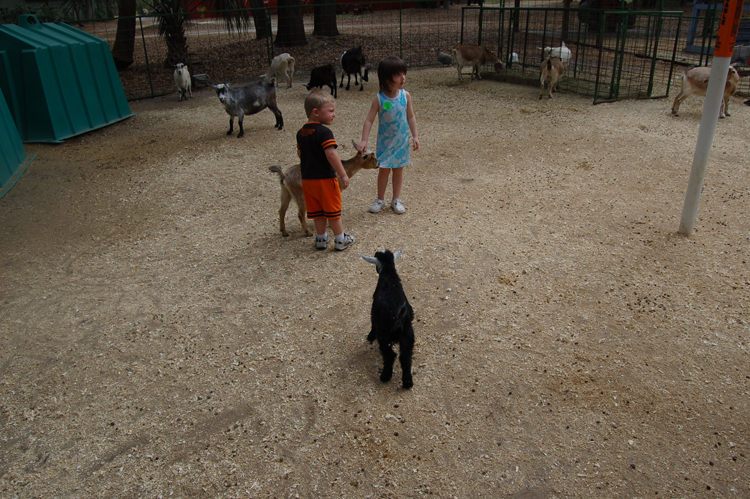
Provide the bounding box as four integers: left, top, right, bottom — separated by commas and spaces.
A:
61, 0, 749, 103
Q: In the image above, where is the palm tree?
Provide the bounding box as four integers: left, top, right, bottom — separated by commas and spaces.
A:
141, 0, 255, 68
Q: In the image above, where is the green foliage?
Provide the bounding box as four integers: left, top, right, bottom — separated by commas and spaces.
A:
56, 0, 119, 20
0, 4, 63, 24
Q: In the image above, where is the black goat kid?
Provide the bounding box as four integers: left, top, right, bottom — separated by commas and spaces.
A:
362, 249, 414, 389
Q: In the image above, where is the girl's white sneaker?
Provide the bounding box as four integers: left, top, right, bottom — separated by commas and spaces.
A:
391, 198, 406, 214
370, 199, 386, 213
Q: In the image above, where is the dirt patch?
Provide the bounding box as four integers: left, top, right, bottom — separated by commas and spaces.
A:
1, 67, 749, 497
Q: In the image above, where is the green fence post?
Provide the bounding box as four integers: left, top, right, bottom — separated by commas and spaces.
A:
460, 7, 465, 44
265, 6, 273, 63
647, 12, 663, 97
478, 5, 484, 46
400, 2, 403, 60
666, 14, 683, 97
594, 14, 605, 103
139, 15, 154, 98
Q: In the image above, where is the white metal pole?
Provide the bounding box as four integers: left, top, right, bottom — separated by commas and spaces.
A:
677, 56, 731, 235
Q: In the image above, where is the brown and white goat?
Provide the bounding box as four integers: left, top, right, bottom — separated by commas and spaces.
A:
539, 56, 565, 99
268, 142, 379, 237
671, 65, 740, 119
452, 44, 505, 81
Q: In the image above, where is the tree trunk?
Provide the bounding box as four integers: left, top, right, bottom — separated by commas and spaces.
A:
112, 0, 136, 70
313, 0, 339, 37
163, 23, 190, 68
275, 0, 307, 48
247, 0, 270, 39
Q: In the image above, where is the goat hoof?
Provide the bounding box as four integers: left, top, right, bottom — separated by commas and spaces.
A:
226, 130, 232, 135
236, 133, 244, 138
402, 379, 413, 389
282, 232, 289, 237
380, 372, 392, 383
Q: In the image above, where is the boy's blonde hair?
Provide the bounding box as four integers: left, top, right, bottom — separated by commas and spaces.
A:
304, 90, 335, 118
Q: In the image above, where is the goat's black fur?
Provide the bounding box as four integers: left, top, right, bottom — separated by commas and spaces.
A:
305, 64, 337, 98
364, 249, 414, 389
340, 46, 369, 92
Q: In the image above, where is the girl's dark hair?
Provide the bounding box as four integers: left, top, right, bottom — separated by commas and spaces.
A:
377, 56, 407, 91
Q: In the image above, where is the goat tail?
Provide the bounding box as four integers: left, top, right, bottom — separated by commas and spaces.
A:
268, 165, 285, 184
546, 59, 552, 71
394, 303, 409, 330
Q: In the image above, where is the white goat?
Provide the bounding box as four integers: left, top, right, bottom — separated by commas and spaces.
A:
539, 57, 565, 99
671, 65, 740, 119
543, 41, 572, 66
262, 53, 295, 88
174, 63, 192, 102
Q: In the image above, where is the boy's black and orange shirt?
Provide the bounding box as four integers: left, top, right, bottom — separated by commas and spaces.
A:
297, 122, 338, 180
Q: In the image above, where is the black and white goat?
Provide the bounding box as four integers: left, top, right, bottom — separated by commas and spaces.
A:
340, 46, 369, 91
212, 81, 284, 138
362, 249, 414, 389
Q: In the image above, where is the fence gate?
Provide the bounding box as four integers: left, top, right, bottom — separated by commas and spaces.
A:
461, 5, 684, 104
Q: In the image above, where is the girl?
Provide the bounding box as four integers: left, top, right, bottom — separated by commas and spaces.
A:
357, 56, 419, 214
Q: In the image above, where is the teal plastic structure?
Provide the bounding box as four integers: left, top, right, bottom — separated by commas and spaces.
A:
0, 15, 133, 143
0, 85, 34, 199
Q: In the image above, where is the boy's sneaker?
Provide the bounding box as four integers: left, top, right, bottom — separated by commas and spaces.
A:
370, 199, 386, 213
315, 235, 329, 250
334, 233, 356, 251
391, 198, 406, 214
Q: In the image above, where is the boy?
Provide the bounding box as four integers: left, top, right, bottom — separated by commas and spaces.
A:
297, 90, 356, 251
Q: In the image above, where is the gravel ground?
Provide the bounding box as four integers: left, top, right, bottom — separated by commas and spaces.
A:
1, 67, 749, 498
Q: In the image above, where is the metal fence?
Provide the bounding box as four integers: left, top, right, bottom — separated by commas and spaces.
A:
460, 6, 687, 103
70, 1, 748, 102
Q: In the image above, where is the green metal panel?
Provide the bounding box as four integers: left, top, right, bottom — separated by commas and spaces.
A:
0, 15, 133, 143
0, 85, 34, 199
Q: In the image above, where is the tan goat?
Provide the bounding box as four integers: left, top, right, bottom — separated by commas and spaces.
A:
269, 142, 379, 237
452, 44, 505, 81
671, 65, 740, 119
262, 53, 295, 88
539, 57, 565, 99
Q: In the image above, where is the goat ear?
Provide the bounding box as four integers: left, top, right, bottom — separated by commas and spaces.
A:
362, 255, 378, 265
393, 249, 402, 260
351, 139, 360, 150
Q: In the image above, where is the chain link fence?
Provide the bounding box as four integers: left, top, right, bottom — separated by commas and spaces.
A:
68, 1, 749, 102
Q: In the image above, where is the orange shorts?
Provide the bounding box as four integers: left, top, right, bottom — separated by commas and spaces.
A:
302, 178, 342, 219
